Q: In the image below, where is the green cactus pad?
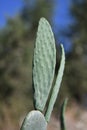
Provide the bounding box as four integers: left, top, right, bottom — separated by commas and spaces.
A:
45, 44, 65, 122
33, 17, 56, 111
21, 110, 47, 130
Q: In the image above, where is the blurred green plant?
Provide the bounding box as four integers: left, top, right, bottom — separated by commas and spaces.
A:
0, 0, 54, 106
20, 18, 65, 130
60, 98, 68, 130
61, 0, 87, 103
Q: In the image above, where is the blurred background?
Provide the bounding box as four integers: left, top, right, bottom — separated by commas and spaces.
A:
0, 0, 87, 130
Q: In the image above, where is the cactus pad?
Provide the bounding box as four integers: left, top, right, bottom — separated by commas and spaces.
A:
21, 110, 47, 130
33, 17, 56, 111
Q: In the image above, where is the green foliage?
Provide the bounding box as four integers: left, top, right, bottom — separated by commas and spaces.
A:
60, 0, 87, 103
71, 0, 87, 101
0, 17, 32, 101
0, 1, 56, 127
0, 0, 54, 105
21, 0, 54, 36
71, 0, 87, 45
21, 17, 65, 130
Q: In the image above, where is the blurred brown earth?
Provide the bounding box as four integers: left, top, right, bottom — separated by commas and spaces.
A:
0, 103, 87, 130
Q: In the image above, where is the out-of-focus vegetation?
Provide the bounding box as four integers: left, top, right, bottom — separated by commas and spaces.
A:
0, 0, 87, 129
0, 0, 55, 129
59, 0, 87, 104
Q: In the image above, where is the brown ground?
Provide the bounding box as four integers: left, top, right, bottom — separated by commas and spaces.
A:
0, 103, 87, 130
48, 103, 87, 130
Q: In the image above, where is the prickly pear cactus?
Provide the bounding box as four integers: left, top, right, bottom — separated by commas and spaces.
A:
21, 110, 47, 130
33, 17, 56, 111
45, 44, 65, 122
20, 17, 65, 130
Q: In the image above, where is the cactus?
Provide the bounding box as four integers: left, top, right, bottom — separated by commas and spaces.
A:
33, 17, 56, 111
21, 110, 47, 130
60, 98, 68, 130
45, 44, 65, 122
20, 17, 65, 130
